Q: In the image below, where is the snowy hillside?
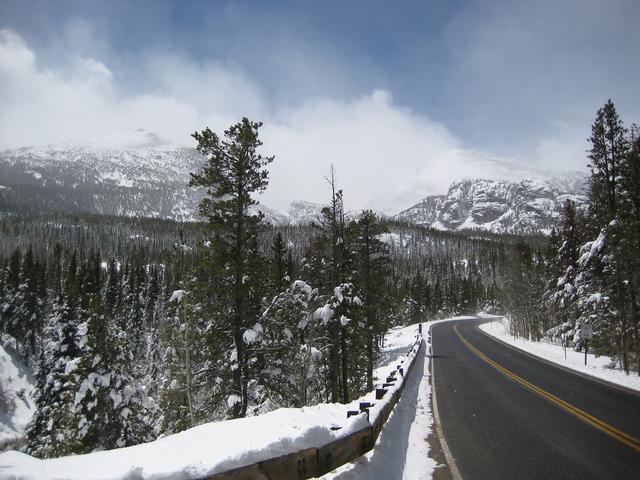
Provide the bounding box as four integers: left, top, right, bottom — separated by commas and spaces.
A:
255, 200, 325, 225
0, 342, 34, 451
0, 323, 428, 480
395, 178, 586, 235
0, 129, 327, 225
0, 129, 204, 221
0, 130, 586, 232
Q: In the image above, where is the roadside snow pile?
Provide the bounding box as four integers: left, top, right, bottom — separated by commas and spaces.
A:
0, 343, 35, 450
1, 405, 368, 480
0, 324, 427, 480
322, 317, 475, 480
479, 318, 640, 392
322, 333, 434, 480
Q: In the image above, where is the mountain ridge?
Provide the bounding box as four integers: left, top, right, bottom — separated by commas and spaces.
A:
395, 177, 586, 235
0, 129, 587, 233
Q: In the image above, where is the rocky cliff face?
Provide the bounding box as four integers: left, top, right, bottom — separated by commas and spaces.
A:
395, 178, 586, 235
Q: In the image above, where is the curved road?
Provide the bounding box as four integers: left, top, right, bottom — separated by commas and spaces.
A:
431, 318, 640, 479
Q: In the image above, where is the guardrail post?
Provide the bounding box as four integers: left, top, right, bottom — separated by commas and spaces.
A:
359, 402, 373, 420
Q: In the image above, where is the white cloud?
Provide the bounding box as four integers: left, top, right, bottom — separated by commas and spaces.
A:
0, 29, 565, 215
261, 90, 460, 213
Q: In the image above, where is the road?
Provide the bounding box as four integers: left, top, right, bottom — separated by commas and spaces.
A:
431, 318, 640, 479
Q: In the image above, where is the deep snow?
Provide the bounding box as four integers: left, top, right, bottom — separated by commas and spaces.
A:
0, 343, 34, 450
0, 322, 440, 480
322, 316, 478, 480
479, 316, 640, 392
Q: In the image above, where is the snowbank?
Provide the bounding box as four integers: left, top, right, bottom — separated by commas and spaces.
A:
0, 343, 34, 450
479, 318, 640, 392
321, 317, 476, 480
0, 323, 430, 480
1, 405, 369, 480
321, 339, 434, 480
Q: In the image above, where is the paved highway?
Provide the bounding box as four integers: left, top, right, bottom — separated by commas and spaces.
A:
431, 318, 640, 479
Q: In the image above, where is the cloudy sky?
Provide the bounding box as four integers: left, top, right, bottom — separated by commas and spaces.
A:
1, 0, 639, 213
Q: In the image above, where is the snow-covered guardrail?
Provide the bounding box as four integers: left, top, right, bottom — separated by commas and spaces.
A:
207, 328, 425, 480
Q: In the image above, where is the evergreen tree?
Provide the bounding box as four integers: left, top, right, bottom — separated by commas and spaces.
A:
25, 253, 82, 458
269, 232, 289, 295
621, 125, 640, 373
586, 100, 631, 371
247, 280, 325, 408
350, 211, 391, 390
588, 99, 628, 226
547, 200, 584, 334
304, 167, 350, 403
188, 117, 273, 418
158, 287, 204, 434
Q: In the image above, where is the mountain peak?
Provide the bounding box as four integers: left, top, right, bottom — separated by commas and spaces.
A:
396, 177, 586, 235
57, 128, 168, 150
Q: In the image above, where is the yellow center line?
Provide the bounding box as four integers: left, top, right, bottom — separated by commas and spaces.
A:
452, 323, 640, 453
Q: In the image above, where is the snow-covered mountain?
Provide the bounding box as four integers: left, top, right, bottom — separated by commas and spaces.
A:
0, 129, 326, 225
0, 129, 586, 233
395, 178, 587, 235
254, 200, 325, 226
0, 128, 203, 221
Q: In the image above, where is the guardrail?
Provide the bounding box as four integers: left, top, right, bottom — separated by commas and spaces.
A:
206, 325, 426, 480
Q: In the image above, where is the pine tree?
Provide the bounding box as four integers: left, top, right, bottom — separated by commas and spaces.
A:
350, 211, 391, 390
247, 280, 325, 408
621, 125, 640, 373
586, 100, 631, 371
588, 100, 628, 226
188, 117, 273, 418
305, 167, 350, 402
269, 232, 289, 295
547, 200, 584, 335
26, 253, 83, 458
158, 286, 204, 434
71, 294, 113, 452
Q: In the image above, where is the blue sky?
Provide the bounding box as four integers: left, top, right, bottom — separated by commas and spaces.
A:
1, 0, 639, 211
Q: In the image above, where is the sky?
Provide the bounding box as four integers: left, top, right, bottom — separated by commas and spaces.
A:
1, 0, 639, 213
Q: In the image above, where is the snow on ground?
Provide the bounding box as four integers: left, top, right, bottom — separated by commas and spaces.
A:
1, 405, 369, 480
321, 342, 434, 480
0, 343, 35, 450
322, 316, 477, 480
0, 322, 446, 480
479, 317, 640, 392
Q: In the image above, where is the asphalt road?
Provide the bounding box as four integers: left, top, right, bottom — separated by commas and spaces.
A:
431, 318, 640, 480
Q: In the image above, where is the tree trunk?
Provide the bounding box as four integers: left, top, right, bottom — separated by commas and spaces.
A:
329, 324, 339, 403
614, 223, 629, 374
366, 331, 373, 391
340, 325, 348, 403
628, 277, 640, 376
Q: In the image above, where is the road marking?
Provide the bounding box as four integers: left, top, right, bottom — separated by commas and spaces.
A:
452, 323, 640, 454
476, 319, 640, 398
430, 324, 464, 480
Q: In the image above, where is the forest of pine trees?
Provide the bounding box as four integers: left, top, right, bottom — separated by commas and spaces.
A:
505, 100, 640, 376
1, 118, 528, 458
